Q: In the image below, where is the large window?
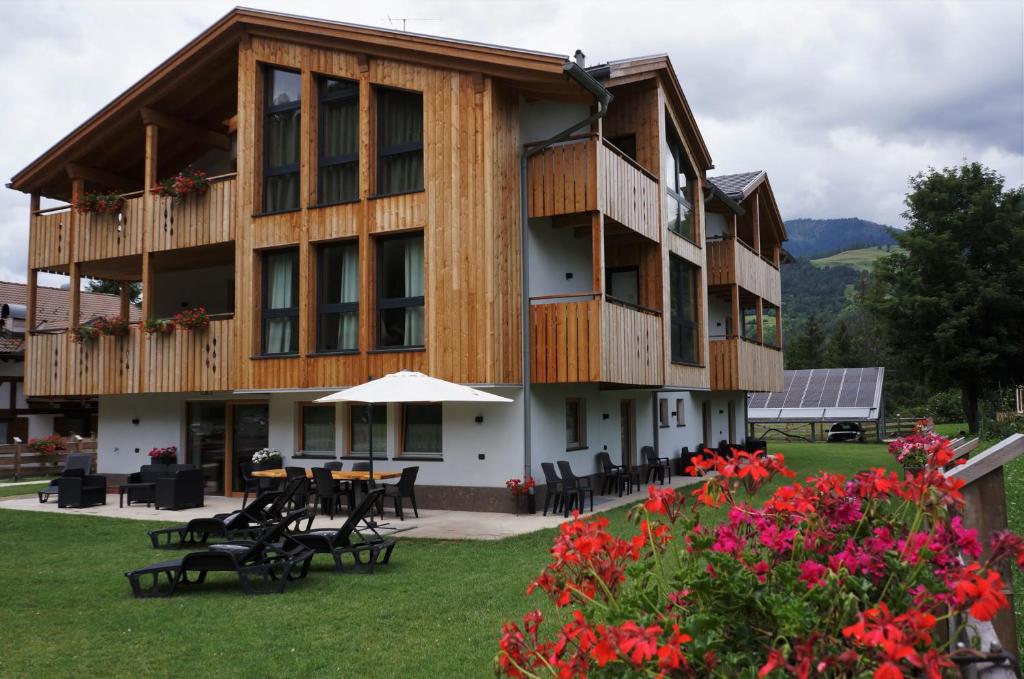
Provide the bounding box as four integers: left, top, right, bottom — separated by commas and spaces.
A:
261, 248, 299, 355
742, 304, 759, 341
669, 255, 699, 364
376, 87, 424, 196
663, 126, 694, 241
299, 404, 335, 456
318, 77, 359, 205
566, 398, 587, 450
263, 68, 301, 213
402, 403, 442, 457
316, 241, 359, 353
606, 266, 640, 307
376, 233, 424, 349
349, 404, 387, 456
763, 302, 779, 347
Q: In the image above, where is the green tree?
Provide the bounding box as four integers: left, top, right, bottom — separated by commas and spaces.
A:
86, 280, 141, 306
868, 162, 1024, 432
784, 313, 827, 369
824, 320, 854, 367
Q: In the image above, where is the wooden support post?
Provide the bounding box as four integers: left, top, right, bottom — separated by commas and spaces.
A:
591, 212, 604, 296
755, 297, 763, 344
14, 442, 21, 480
751, 188, 761, 256
730, 285, 740, 339
119, 283, 131, 320
68, 178, 84, 330
775, 304, 783, 349
141, 123, 158, 323
26, 192, 39, 332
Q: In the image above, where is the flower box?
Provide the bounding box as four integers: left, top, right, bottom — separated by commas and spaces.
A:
173, 307, 209, 331
152, 166, 210, 203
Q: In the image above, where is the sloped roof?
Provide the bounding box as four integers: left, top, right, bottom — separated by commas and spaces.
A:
707, 171, 766, 202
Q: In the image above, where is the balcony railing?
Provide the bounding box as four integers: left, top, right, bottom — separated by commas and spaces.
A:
527, 135, 660, 242
706, 236, 782, 305
143, 315, 234, 392
74, 192, 145, 262
28, 207, 71, 270
530, 293, 663, 386
708, 336, 783, 392
150, 174, 236, 251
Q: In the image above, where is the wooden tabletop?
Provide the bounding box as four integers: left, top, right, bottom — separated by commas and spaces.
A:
251, 468, 402, 481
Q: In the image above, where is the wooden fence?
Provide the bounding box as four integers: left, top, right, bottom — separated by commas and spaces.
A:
0, 439, 97, 480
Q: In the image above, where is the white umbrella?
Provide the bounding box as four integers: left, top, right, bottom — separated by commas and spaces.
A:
315, 370, 512, 491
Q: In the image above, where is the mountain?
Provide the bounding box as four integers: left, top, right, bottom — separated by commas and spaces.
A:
784, 218, 898, 259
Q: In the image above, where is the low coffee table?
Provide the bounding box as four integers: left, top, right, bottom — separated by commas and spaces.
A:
119, 482, 155, 508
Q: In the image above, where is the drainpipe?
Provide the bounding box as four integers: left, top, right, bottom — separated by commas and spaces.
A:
520, 61, 613, 481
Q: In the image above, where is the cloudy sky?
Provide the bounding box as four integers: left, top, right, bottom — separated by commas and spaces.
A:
0, 0, 1021, 283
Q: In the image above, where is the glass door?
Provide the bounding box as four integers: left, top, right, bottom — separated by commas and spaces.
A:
619, 400, 635, 470
231, 403, 269, 493
186, 402, 227, 495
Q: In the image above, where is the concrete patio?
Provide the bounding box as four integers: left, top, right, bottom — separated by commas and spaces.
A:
0, 475, 704, 540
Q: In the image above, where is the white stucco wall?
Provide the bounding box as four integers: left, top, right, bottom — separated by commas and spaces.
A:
528, 217, 593, 298
707, 294, 731, 340
655, 390, 748, 456
705, 212, 729, 239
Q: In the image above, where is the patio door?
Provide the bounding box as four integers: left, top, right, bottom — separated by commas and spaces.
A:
619, 400, 635, 469
701, 401, 712, 446
186, 402, 227, 495
727, 402, 736, 443
230, 402, 269, 493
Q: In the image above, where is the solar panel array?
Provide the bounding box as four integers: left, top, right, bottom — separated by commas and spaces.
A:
747, 367, 882, 410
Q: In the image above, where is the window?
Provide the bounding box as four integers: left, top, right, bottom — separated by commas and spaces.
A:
299, 404, 335, 456
316, 241, 359, 353
376, 87, 424, 195
606, 266, 640, 307
663, 125, 694, 241
566, 398, 587, 450
402, 403, 442, 457
762, 302, 779, 347
376, 233, 424, 348
349, 404, 387, 456
658, 398, 669, 428
742, 305, 759, 341
318, 77, 359, 205
669, 255, 699, 364
608, 133, 637, 161
675, 398, 685, 427
263, 68, 301, 213
261, 248, 299, 354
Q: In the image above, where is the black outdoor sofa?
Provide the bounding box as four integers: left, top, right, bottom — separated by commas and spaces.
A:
56, 469, 108, 508
38, 453, 94, 503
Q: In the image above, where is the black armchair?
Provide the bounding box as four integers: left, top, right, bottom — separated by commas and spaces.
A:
154, 468, 204, 510
381, 466, 419, 520
556, 461, 594, 517
57, 470, 107, 508
595, 451, 632, 496
124, 464, 171, 507
39, 452, 94, 503
642, 446, 672, 485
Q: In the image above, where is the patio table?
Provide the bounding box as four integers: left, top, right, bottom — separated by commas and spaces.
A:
119, 482, 155, 508
250, 469, 401, 481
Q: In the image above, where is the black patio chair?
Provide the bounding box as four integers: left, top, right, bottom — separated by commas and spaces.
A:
324, 461, 344, 471
154, 467, 204, 510
288, 488, 396, 573
557, 461, 594, 517
540, 462, 565, 516
56, 469, 107, 508
380, 466, 419, 520
718, 440, 734, 459
238, 460, 262, 508
678, 447, 698, 476
745, 438, 768, 454
595, 451, 632, 496
125, 510, 314, 598
312, 467, 349, 520
285, 467, 312, 510
38, 452, 93, 503
643, 446, 672, 485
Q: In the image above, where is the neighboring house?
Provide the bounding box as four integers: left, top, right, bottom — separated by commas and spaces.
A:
8, 9, 785, 511
0, 281, 140, 441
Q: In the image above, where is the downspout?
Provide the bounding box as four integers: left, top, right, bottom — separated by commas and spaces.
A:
520, 61, 613, 481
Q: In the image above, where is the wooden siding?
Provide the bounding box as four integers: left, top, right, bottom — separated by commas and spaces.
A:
74, 195, 144, 262
706, 237, 781, 305
149, 176, 236, 251
597, 140, 660, 242
708, 338, 783, 392
143, 318, 234, 392
65, 332, 141, 395
600, 301, 663, 385
25, 333, 67, 396
29, 210, 71, 270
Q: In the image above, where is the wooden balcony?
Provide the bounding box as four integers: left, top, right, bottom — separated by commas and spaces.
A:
150, 174, 236, 252
706, 237, 782, 305
28, 208, 71, 271
527, 136, 660, 242
25, 317, 235, 397
530, 294, 663, 386
708, 337, 783, 392
74, 193, 145, 262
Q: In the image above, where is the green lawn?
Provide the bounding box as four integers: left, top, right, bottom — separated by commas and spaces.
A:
0, 481, 48, 498
810, 245, 896, 272
6, 442, 1017, 677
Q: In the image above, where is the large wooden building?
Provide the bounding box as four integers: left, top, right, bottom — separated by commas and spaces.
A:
8, 9, 785, 510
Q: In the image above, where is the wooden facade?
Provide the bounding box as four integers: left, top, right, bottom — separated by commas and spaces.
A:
709, 338, 784, 393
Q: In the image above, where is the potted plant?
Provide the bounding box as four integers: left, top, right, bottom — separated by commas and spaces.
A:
75, 190, 125, 215
143, 317, 175, 336
152, 166, 210, 203
251, 448, 283, 470
506, 476, 536, 515
148, 446, 178, 465
27, 434, 65, 456
887, 418, 944, 474
94, 315, 131, 338
173, 306, 210, 331
70, 325, 101, 345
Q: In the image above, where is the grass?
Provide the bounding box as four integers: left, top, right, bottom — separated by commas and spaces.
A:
0, 481, 48, 498
811, 246, 896, 272
1, 442, 1006, 678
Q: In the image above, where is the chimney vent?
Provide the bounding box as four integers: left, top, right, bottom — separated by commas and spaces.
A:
574, 49, 586, 68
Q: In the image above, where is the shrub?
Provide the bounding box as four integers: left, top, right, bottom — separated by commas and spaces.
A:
982, 415, 1024, 441
497, 444, 1024, 677
924, 388, 964, 424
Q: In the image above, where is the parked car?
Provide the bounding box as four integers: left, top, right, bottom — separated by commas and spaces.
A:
827, 421, 865, 443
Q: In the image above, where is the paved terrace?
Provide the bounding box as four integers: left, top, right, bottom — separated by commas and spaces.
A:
0, 476, 704, 540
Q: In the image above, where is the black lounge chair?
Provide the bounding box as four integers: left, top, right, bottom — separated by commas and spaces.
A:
557, 461, 593, 517
126, 510, 314, 598
56, 469, 107, 508
288, 488, 396, 573
596, 451, 632, 496
38, 453, 93, 503
643, 446, 672, 485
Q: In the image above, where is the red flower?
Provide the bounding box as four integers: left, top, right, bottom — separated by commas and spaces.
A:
954, 566, 1008, 621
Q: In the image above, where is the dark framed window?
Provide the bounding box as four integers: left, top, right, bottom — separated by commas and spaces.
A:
299, 404, 335, 456
659, 398, 669, 428
318, 76, 359, 205
262, 67, 302, 213
376, 233, 424, 349
606, 266, 640, 307
402, 403, 442, 456
316, 241, 359, 353
663, 125, 694, 242
763, 302, 779, 347
675, 398, 685, 427
349, 404, 387, 456
261, 248, 299, 355
608, 133, 637, 161
742, 305, 759, 341
376, 87, 424, 196
669, 255, 698, 364
566, 398, 587, 450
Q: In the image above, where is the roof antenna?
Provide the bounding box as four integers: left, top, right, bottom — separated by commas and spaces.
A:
574, 49, 586, 68
384, 16, 440, 32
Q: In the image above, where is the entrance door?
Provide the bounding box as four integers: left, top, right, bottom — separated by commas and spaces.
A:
701, 401, 712, 446
187, 402, 227, 495
231, 402, 269, 493
619, 400, 635, 469
727, 401, 736, 443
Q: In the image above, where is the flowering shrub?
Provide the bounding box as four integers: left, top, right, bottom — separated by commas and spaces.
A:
143, 317, 175, 336
507, 477, 536, 496
252, 448, 282, 466
173, 306, 209, 331
888, 419, 944, 469
148, 446, 177, 460
152, 166, 210, 202
70, 325, 101, 345
28, 434, 65, 455
93, 315, 131, 337
75, 190, 124, 215
497, 445, 1024, 677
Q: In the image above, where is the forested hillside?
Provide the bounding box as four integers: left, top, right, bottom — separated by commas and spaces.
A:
785, 217, 897, 258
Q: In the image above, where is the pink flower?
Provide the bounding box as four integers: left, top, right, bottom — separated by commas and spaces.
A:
799, 560, 827, 589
